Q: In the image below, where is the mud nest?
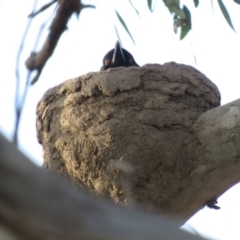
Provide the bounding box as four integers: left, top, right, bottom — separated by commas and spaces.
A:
36, 62, 220, 222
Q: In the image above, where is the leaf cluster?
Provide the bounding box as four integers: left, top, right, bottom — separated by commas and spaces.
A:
116, 0, 239, 42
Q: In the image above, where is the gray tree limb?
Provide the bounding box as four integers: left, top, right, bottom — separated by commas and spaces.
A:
0, 133, 205, 240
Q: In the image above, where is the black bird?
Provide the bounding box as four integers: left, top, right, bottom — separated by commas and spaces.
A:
101, 41, 139, 70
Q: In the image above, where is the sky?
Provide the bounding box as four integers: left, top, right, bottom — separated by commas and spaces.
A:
0, 0, 240, 239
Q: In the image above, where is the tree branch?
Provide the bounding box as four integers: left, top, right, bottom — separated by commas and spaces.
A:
0, 133, 205, 240
25, 0, 95, 85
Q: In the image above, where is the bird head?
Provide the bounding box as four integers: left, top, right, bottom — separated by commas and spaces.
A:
101, 41, 139, 70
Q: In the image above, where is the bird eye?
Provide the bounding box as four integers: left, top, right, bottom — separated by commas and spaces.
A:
105, 59, 110, 65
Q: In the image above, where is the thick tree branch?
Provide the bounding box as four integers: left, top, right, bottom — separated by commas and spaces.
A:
0, 133, 205, 240
25, 0, 95, 85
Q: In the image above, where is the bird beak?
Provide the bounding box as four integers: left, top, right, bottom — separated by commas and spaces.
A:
112, 41, 126, 64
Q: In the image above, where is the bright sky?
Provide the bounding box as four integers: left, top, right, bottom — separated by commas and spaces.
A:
0, 0, 240, 239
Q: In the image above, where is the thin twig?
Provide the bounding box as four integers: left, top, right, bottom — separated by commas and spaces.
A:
128, 0, 141, 19
30, 4, 58, 85
14, 0, 38, 146
13, 71, 32, 145
28, 0, 57, 18
14, 2, 57, 145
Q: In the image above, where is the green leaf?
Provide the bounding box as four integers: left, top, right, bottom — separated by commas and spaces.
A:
234, 0, 240, 4
217, 0, 235, 31
172, 2, 185, 18
180, 5, 191, 40
164, 0, 185, 18
193, 0, 199, 7
128, 0, 141, 18
147, 0, 153, 12
115, 10, 135, 44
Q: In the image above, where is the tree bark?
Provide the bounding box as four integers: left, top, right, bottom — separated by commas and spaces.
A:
0, 133, 205, 240
35, 62, 240, 225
